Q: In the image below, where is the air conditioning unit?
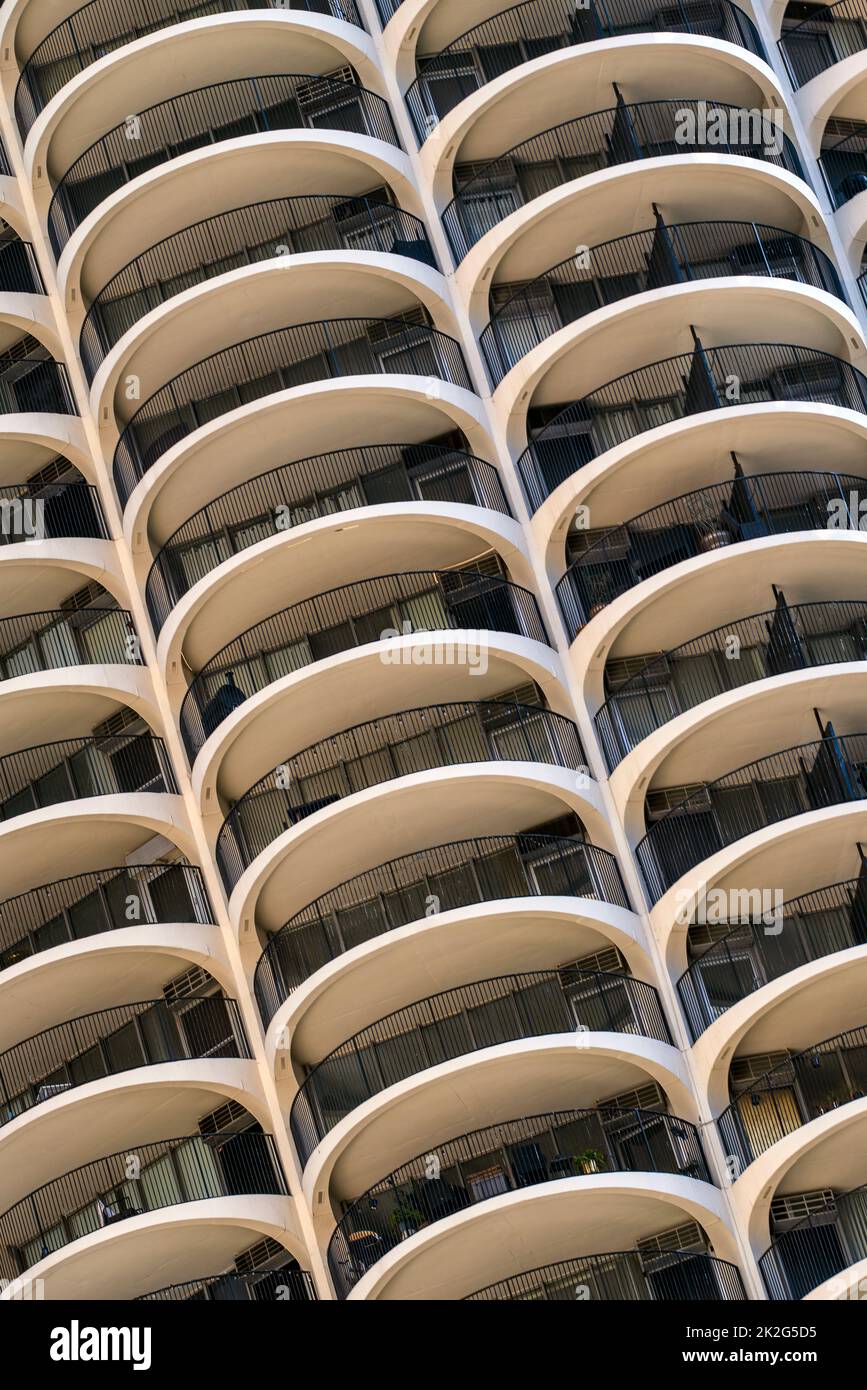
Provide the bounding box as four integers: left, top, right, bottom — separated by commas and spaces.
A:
606, 653, 671, 688
771, 1190, 837, 1233
163, 964, 214, 1003
454, 159, 517, 191
234, 1237, 290, 1276
198, 1099, 249, 1135
366, 307, 429, 344
646, 783, 710, 818
637, 1220, 707, 1256
601, 1081, 667, 1112
296, 66, 356, 112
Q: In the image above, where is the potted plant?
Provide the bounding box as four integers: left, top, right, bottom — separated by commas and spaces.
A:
389, 1196, 426, 1239
683, 492, 731, 553
586, 573, 615, 619
572, 1148, 607, 1175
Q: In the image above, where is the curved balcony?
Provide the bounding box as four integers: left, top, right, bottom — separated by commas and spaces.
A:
466, 1249, 747, 1300
0, 480, 105, 540
46, 74, 401, 258
178, 569, 549, 761
0, 1130, 287, 1284
636, 730, 867, 901
0, 359, 75, 416
137, 1267, 318, 1300
289, 967, 672, 1165
145, 443, 509, 634
819, 126, 867, 208
14, 0, 367, 140
0, 609, 139, 683
254, 834, 630, 1024
406, 0, 765, 144
0, 733, 178, 827
480, 221, 846, 387
518, 344, 867, 514
0, 862, 212, 974
557, 471, 867, 640
678, 875, 867, 1042
442, 99, 802, 262
0, 996, 249, 1129
717, 1024, 867, 1171
760, 1184, 867, 1300
112, 318, 472, 508
216, 701, 584, 891
79, 195, 435, 381
779, 1, 867, 88
0, 239, 44, 295
594, 598, 867, 771
328, 1105, 709, 1297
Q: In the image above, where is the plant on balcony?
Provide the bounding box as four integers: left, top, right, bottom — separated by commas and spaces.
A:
572, 1148, 607, 1175
587, 574, 616, 618
389, 1196, 426, 1238
682, 492, 731, 553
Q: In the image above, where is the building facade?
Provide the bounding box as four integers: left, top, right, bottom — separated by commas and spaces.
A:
0, 0, 863, 1303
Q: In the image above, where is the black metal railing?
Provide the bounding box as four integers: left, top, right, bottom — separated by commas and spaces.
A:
406, 0, 765, 143
779, 1, 867, 88
718, 1025, 867, 1171
466, 1249, 747, 1300
0, 359, 76, 416
0, 239, 44, 295
0, 862, 213, 975
137, 1267, 318, 1301
518, 344, 867, 514
0, 1130, 288, 1283
290, 968, 672, 1165
46, 73, 400, 257
254, 834, 631, 1025
678, 875, 867, 1041
216, 701, 584, 891
79, 194, 435, 381
819, 127, 867, 208
145, 443, 508, 633
0, 140, 10, 177
0, 608, 139, 681
0, 480, 106, 541
15, 1, 366, 138
760, 1184, 867, 1300
594, 597, 867, 769
480, 221, 845, 385
112, 317, 471, 507
0, 997, 249, 1129
637, 731, 867, 901
442, 99, 802, 261
374, 0, 405, 24
558, 470, 867, 641
0, 734, 178, 826
328, 1106, 708, 1296
178, 568, 549, 761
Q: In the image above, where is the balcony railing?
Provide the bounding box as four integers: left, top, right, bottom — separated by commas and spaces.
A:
0, 997, 249, 1129
0, 862, 213, 974
178, 568, 549, 761
718, 1025, 867, 1171
0, 734, 178, 826
254, 834, 631, 1025
289, 968, 672, 1165
517, 344, 867, 514
442, 98, 802, 261
137, 1267, 318, 1301
46, 73, 400, 257
79, 194, 435, 381
636, 730, 867, 901
15, 1, 366, 139
144, 443, 509, 633
0, 609, 140, 682
558, 470, 867, 641
819, 127, 867, 208
779, 1, 867, 88
216, 701, 585, 891
0, 480, 105, 540
0, 140, 10, 177
406, 0, 765, 143
0, 1130, 288, 1283
374, 0, 404, 24
593, 597, 867, 770
480, 220, 846, 386
760, 1184, 867, 1300
112, 317, 472, 507
466, 1249, 748, 1300
0, 359, 76, 416
0, 240, 44, 295
678, 875, 867, 1042
328, 1106, 708, 1297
